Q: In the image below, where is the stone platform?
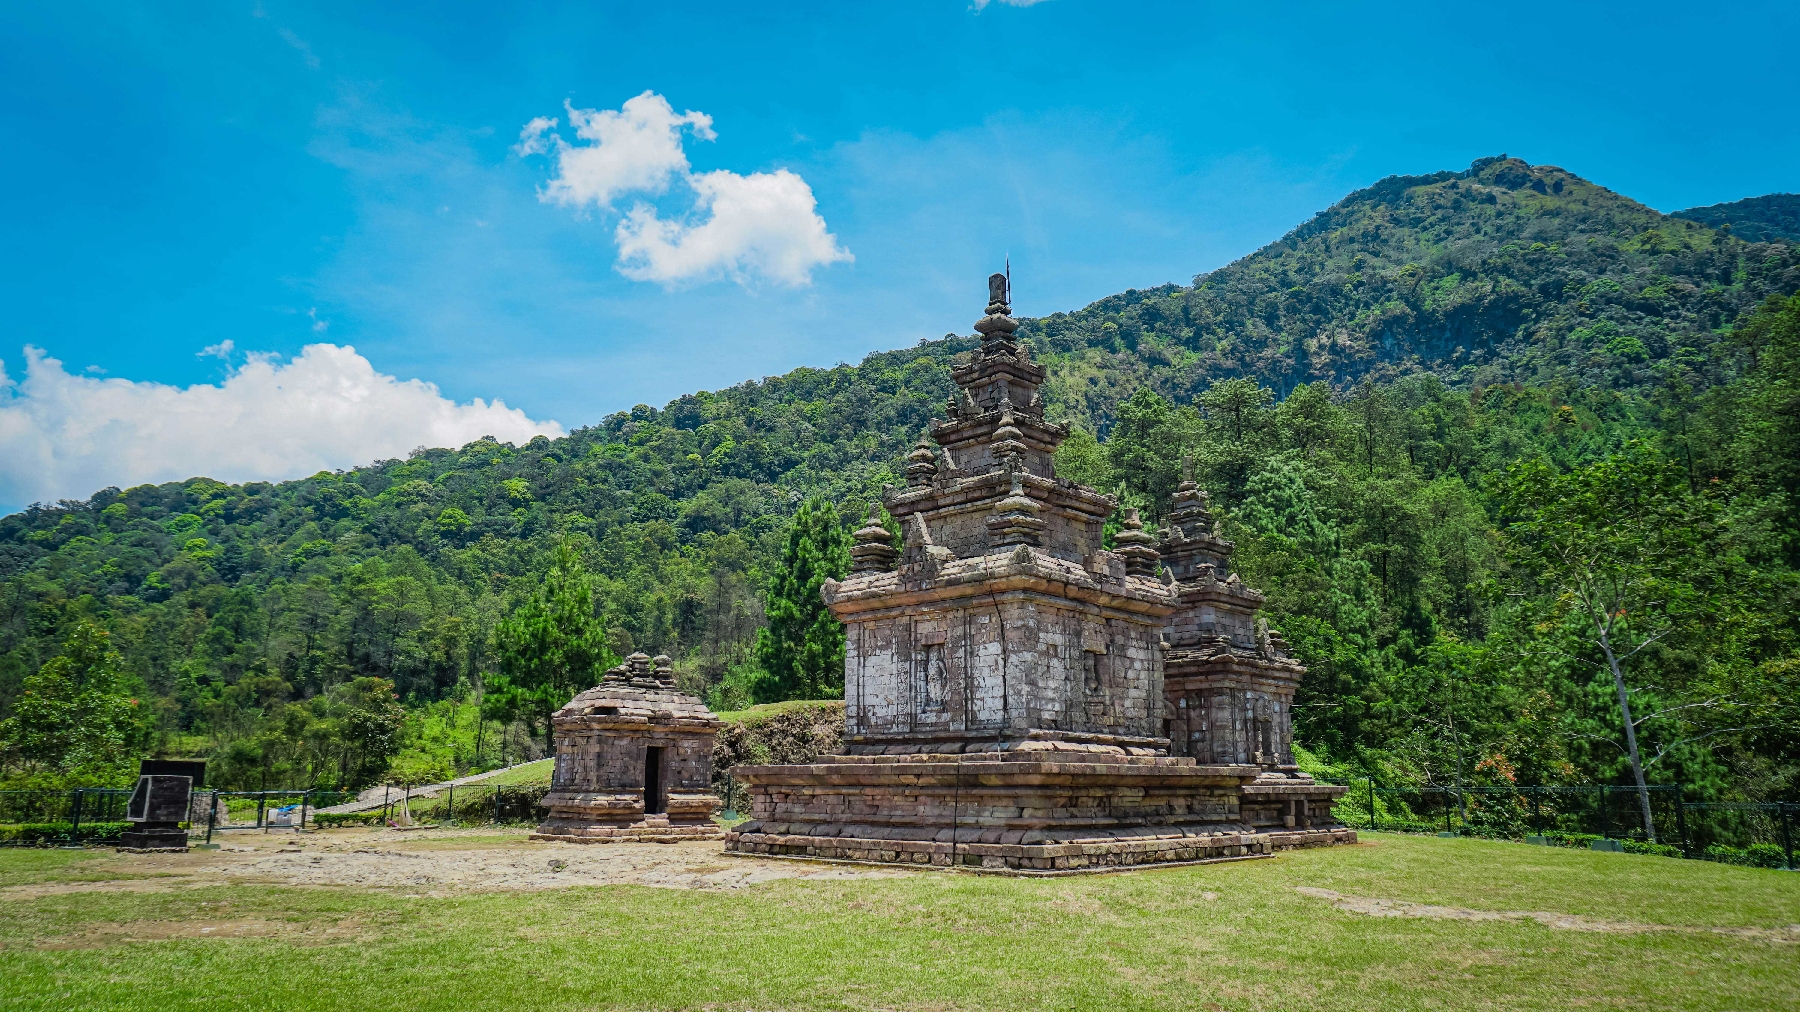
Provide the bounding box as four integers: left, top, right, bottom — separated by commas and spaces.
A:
724, 749, 1353, 873
531, 806, 724, 844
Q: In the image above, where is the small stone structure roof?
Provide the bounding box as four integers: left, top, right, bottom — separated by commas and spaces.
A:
553, 652, 723, 729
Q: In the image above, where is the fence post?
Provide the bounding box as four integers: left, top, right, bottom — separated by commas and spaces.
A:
493, 784, 501, 826
1443, 792, 1451, 833
67, 789, 84, 848
383, 783, 391, 824
1368, 780, 1376, 832
256, 792, 266, 833
1673, 787, 1691, 858
1782, 805, 1794, 872
1597, 786, 1609, 840
205, 792, 217, 845
448, 784, 455, 826
299, 791, 310, 832
1531, 789, 1543, 837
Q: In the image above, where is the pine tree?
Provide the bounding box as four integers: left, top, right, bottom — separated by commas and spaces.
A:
753, 499, 851, 702
487, 540, 619, 753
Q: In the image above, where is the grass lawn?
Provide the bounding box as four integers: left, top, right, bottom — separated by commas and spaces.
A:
712, 698, 843, 725
1, 832, 1795, 1011
466, 758, 554, 787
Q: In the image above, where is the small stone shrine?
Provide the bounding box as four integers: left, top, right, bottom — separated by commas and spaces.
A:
532, 652, 725, 843
724, 273, 1353, 872
1157, 462, 1348, 836
120, 759, 205, 852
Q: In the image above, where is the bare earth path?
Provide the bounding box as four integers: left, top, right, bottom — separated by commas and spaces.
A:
314, 758, 553, 814
0, 826, 904, 897
1294, 885, 1800, 942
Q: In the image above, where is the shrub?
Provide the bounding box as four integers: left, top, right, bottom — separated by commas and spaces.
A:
0, 821, 131, 845
1621, 840, 1684, 858
1703, 842, 1790, 868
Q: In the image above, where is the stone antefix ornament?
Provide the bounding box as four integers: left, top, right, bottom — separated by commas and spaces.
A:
724, 273, 1353, 873
532, 652, 725, 843
120, 759, 205, 853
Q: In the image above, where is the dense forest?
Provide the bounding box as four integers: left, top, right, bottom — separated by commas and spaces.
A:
1673, 192, 1800, 245
1, 156, 1795, 805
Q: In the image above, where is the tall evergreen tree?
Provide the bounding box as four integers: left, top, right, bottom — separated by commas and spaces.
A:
753, 499, 851, 702
486, 540, 619, 753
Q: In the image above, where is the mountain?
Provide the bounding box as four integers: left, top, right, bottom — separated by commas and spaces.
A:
1025, 156, 1799, 431
1672, 193, 1800, 245
3, 155, 1797, 799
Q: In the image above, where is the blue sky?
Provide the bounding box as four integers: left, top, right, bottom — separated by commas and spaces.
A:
2, 1, 1797, 510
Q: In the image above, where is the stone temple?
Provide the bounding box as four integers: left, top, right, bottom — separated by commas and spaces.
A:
723, 273, 1352, 872
533, 652, 725, 843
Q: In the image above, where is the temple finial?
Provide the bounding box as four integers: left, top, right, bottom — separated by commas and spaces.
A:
975, 269, 1020, 341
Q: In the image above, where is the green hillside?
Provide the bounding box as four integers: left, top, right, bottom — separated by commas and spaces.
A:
1029, 156, 1798, 427
1673, 192, 1800, 245
2, 155, 1796, 803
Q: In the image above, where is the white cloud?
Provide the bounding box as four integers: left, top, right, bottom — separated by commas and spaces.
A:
615, 168, 852, 285
513, 116, 558, 157
519, 91, 848, 286
537, 92, 714, 209
0, 344, 561, 508
198, 340, 235, 360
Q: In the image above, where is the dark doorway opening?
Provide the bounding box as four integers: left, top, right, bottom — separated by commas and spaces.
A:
643, 746, 666, 815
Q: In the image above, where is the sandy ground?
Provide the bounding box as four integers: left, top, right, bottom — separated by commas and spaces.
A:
1295, 886, 1800, 942
5, 826, 905, 898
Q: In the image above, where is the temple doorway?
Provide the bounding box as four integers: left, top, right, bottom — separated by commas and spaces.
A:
643, 746, 666, 815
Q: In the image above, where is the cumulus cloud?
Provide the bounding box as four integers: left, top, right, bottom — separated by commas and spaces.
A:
0, 344, 561, 508
615, 168, 852, 285
529, 92, 714, 208
518, 91, 848, 286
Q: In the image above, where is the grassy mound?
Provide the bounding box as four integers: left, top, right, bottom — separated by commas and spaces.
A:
711, 700, 844, 797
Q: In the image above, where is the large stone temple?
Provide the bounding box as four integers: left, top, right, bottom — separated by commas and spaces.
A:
723, 274, 1352, 872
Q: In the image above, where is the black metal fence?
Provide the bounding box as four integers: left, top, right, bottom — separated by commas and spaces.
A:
0, 784, 551, 847
338, 783, 551, 828
1333, 781, 1796, 869
0, 789, 134, 846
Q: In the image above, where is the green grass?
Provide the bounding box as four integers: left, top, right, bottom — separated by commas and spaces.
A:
2, 832, 1796, 1011
713, 697, 843, 725
467, 758, 552, 787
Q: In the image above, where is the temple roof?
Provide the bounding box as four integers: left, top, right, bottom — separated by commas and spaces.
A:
552, 651, 722, 727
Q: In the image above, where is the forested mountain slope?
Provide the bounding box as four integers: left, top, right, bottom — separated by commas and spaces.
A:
2, 155, 1796, 798
1673, 193, 1800, 245
1028, 156, 1799, 430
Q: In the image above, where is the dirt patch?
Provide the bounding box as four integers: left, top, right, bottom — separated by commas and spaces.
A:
8, 829, 906, 897
1296, 886, 1800, 943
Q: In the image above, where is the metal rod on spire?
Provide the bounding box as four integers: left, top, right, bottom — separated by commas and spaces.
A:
1005, 255, 1011, 305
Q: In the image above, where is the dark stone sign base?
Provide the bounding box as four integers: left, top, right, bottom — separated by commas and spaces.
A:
725, 751, 1353, 873
118, 823, 189, 853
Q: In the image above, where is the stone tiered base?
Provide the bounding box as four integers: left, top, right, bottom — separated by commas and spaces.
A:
724, 750, 1353, 874
531, 790, 723, 843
